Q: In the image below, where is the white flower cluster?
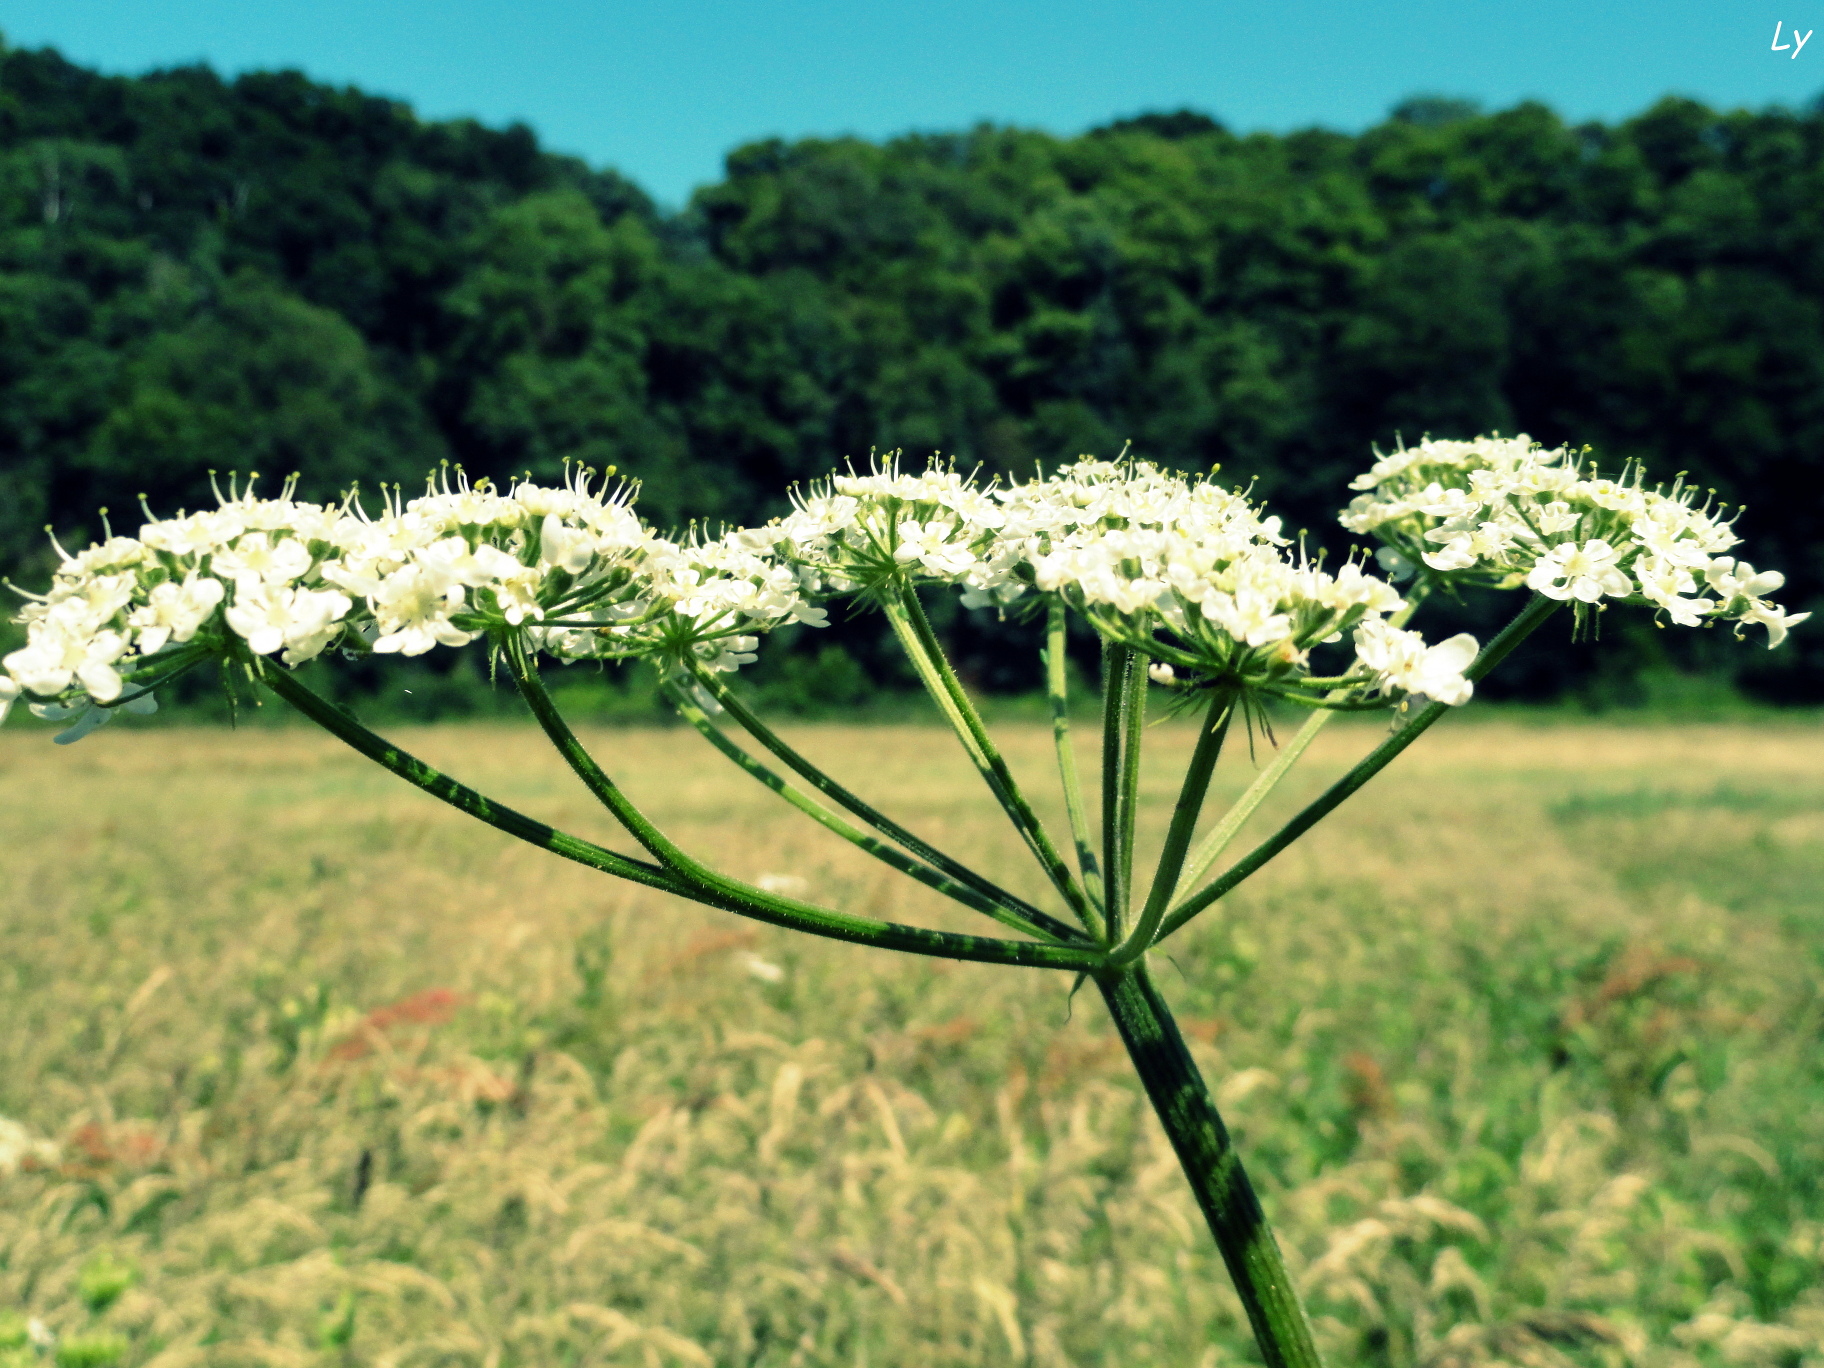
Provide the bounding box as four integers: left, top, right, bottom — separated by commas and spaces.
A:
739, 464, 1015, 603
1341, 435, 1809, 646
749, 457, 1476, 707
1002, 460, 1476, 705
1, 470, 826, 739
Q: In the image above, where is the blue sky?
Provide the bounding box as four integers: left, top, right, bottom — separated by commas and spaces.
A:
3, 0, 1820, 207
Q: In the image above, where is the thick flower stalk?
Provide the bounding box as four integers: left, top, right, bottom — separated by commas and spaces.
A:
3, 440, 1803, 1368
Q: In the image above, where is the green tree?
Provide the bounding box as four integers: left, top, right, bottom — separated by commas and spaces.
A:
84, 270, 442, 509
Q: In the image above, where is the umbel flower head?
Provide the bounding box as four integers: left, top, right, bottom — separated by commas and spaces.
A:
4, 439, 1805, 740
1340, 434, 1809, 646
0, 467, 827, 740
742, 460, 1011, 602
752, 455, 1476, 709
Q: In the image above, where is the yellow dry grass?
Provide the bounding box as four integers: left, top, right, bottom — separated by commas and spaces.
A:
2, 716, 1822, 1368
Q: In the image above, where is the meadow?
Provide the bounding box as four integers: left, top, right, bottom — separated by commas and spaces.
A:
1, 714, 1821, 1368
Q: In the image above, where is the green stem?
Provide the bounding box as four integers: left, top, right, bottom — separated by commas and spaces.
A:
1100, 642, 1147, 941
1156, 593, 1562, 943
1099, 964, 1323, 1368
506, 644, 1106, 971
685, 660, 1070, 939
664, 680, 1088, 945
1045, 602, 1105, 933
259, 664, 676, 893
884, 586, 1093, 923
1112, 688, 1234, 965
1172, 707, 1331, 903
1169, 594, 1429, 902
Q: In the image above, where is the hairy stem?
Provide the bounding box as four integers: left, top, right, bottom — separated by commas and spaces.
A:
1100, 642, 1147, 940
1169, 594, 1428, 901
1099, 964, 1323, 1368
259, 664, 675, 892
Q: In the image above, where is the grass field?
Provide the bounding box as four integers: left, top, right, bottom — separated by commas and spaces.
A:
2, 714, 1822, 1368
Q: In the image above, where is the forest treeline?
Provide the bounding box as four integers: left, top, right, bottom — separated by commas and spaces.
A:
2, 40, 1820, 702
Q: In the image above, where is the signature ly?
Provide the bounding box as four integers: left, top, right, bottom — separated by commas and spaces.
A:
1771, 21, 1814, 55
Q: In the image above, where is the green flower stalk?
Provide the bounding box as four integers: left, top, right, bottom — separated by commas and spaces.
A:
2, 442, 1804, 1368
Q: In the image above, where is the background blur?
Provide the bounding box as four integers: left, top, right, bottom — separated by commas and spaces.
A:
1, 4, 1820, 713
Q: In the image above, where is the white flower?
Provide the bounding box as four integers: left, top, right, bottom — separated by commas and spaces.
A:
1738, 600, 1811, 648
212, 532, 312, 588
1201, 588, 1292, 648
1525, 539, 1633, 602
1340, 435, 1801, 651
128, 574, 226, 653
226, 583, 354, 662
1701, 559, 1809, 646
140, 509, 238, 557
1633, 556, 1713, 626
1422, 519, 1519, 573
370, 564, 473, 656
420, 537, 526, 590
0, 674, 17, 725
538, 514, 599, 574
1535, 501, 1581, 535
1705, 558, 1784, 603
1354, 621, 1479, 706
3, 625, 128, 702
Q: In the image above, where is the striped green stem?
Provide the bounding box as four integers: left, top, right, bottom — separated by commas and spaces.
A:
504, 644, 1106, 971
258, 663, 676, 893
684, 659, 1066, 938
1045, 601, 1105, 934
1111, 687, 1234, 966
884, 587, 1093, 924
1098, 964, 1323, 1368
664, 679, 1088, 945
1156, 593, 1562, 943
1168, 594, 1429, 903
1100, 641, 1147, 940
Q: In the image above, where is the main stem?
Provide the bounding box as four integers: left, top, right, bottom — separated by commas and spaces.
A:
1099, 964, 1323, 1368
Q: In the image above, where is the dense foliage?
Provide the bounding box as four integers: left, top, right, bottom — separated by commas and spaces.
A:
2, 42, 1820, 699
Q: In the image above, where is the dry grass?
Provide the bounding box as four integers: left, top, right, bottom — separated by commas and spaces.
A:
2, 715, 1822, 1368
